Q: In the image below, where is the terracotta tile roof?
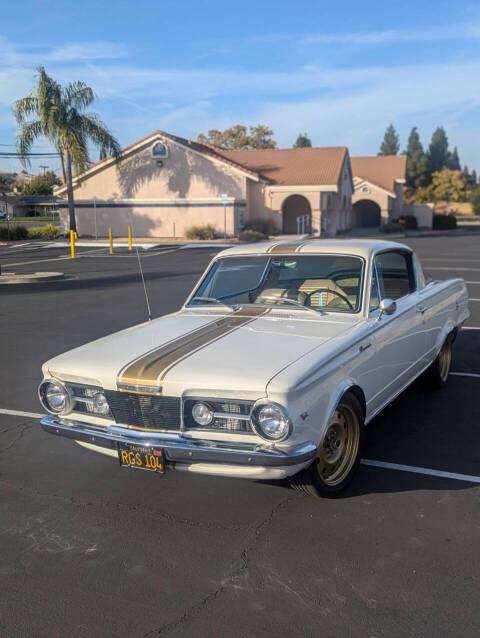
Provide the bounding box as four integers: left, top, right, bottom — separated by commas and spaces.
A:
214, 147, 348, 185
351, 155, 407, 194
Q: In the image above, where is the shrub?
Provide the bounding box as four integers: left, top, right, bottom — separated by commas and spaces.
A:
393, 214, 418, 230
471, 187, 480, 216
0, 225, 29, 240
380, 222, 403, 234
432, 214, 457, 230
185, 224, 218, 240
238, 229, 268, 242
28, 224, 61, 239
244, 218, 280, 236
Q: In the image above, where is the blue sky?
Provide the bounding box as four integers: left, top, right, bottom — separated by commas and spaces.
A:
1, 0, 480, 174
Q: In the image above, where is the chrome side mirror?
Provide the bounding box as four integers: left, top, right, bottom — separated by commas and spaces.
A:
378, 298, 397, 320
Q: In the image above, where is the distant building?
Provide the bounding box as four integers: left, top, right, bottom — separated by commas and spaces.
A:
351, 155, 407, 227
0, 194, 59, 218
54, 131, 353, 237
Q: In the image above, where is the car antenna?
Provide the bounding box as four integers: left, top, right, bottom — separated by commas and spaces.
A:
128, 214, 152, 322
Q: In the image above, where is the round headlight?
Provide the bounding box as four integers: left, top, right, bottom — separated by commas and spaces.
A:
38, 379, 72, 415
191, 402, 214, 426
93, 392, 110, 415
251, 402, 291, 441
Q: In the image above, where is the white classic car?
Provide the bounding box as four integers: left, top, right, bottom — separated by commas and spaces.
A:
39, 239, 469, 497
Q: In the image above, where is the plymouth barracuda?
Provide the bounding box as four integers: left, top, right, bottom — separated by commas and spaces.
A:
38, 239, 469, 497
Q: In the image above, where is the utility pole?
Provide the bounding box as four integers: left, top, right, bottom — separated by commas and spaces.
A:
39, 165, 48, 175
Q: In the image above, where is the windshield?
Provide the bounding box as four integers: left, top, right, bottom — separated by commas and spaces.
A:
189, 254, 364, 313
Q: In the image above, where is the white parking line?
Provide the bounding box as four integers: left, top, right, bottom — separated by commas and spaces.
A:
0, 408, 44, 419
450, 372, 480, 378
428, 266, 480, 272
469, 298, 480, 301
2, 255, 71, 267
361, 459, 480, 484
422, 258, 480, 263
462, 326, 480, 330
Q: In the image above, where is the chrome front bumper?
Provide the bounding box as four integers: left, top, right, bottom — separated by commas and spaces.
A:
40, 415, 316, 468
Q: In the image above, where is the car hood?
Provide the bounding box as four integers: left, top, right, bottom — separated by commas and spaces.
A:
44, 308, 361, 397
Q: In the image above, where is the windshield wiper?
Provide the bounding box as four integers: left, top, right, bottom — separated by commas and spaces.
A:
191, 296, 236, 310
257, 295, 325, 316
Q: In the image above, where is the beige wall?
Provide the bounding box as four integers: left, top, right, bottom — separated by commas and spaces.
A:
59, 202, 240, 238
58, 136, 249, 237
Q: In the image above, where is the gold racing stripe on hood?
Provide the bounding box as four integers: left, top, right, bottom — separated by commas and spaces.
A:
117, 307, 268, 393
267, 242, 306, 254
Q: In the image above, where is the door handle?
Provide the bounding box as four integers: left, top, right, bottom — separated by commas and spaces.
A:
416, 305, 427, 314
359, 343, 371, 353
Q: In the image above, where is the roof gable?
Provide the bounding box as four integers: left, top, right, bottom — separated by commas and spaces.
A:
351, 155, 407, 194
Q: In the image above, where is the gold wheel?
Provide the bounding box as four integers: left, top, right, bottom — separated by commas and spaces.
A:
438, 341, 452, 383
315, 405, 361, 487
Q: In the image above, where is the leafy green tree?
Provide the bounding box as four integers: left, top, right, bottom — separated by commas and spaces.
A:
404, 126, 428, 191
198, 124, 276, 149
293, 133, 312, 148
427, 127, 450, 177
21, 171, 60, 196
447, 145, 461, 171
13, 66, 121, 231
378, 124, 400, 155
471, 186, 480, 215
462, 165, 478, 188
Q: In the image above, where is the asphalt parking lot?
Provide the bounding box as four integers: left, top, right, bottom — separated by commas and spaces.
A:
1, 234, 480, 637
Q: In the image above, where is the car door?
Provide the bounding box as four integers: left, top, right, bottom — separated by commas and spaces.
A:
366, 250, 426, 416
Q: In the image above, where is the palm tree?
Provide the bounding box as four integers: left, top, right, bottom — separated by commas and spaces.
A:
12, 66, 121, 232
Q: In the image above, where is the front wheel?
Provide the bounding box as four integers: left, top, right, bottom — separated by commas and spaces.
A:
289, 392, 364, 498
422, 337, 453, 389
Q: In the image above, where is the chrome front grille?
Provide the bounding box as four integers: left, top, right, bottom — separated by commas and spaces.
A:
104, 390, 181, 431
67, 383, 111, 418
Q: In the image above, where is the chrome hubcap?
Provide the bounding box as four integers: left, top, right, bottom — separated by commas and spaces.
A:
316, 405, 360, 487
439, 341, 452, 382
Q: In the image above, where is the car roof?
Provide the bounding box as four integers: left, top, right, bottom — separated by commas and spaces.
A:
215, 238, 412, 260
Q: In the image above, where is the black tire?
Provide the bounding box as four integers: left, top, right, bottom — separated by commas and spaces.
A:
422, 336, 453, 390
289, 392, 364, 498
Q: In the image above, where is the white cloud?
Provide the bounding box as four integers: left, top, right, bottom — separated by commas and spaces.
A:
258, 22, 480, 46
46, 42, 128, 62
0, 34, 479, 171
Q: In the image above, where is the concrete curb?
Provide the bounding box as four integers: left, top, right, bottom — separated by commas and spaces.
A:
0, 271, 65, 284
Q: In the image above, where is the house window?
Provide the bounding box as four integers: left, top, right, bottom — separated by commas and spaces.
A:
152, 142, 168, 158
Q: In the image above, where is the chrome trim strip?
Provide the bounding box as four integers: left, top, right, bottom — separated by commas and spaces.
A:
212, 411, 250, 420
73, 396, 94, 405
40, 415, 315, 467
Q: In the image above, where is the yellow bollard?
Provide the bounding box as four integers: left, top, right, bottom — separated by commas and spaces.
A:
70, 229, 76, 258
109, 227, 113, 254
74, 231, 78, 240
128, 225, 132, 251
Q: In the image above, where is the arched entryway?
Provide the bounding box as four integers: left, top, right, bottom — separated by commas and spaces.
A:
353, 199, 381, 227
282, 195, 311, 234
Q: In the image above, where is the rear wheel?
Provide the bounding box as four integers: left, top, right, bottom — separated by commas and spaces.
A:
289, 392, 364, 498
422, 337, 453, 389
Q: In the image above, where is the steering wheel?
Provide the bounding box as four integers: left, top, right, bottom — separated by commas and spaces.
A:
305, 288, 353, 310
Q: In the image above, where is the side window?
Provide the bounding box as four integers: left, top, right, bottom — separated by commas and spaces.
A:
374, 251, 415, 301
369, 266, 380, 311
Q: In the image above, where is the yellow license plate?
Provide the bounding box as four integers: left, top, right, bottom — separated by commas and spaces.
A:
118, 442, 165, 473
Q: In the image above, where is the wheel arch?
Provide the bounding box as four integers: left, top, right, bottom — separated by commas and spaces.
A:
325, 380, 366, 431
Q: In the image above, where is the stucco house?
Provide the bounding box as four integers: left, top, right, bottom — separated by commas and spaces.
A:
351, 155, 407, 227
54, 131, 353, 238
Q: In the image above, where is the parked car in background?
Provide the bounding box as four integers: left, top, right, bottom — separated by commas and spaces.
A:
38, 240, 469, 497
